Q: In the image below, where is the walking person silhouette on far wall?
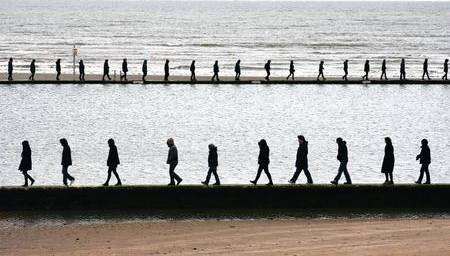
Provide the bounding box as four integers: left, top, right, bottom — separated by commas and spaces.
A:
331, 137, 351, 185
235, 59, 241, 81
211, 60, 219, 82
342, 60, 348, 81
287, 60, 295, 80
167, 138, 182, 186
8, 58, 13, 81
289, 135, 313, 184
103, 60, 111, 81
103, 139, 122, 186
120, 58, 128, 81
56, 59, 61, 81
400, 58, 406, 80
202, 144, 220, 186
29, 59, 36, 81
422, 58, 430, 80
380, 59, 387, 80
164, 59, 170, 81
443, 59, 448, 80
317, 61, 325, 81
362, 60, 370, 81
142, 59, 148, 82
60, 138, 75, 186
18, 140, 35, 187
381, 137, 395, 185
264, 60, 271, 81
79, 59, 85, 82
190, 60, 196, 82
415, 139, 431, 184
250, 139, 273, 186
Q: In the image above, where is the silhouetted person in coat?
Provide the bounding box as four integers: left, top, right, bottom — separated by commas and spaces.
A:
287, 60, 295, 80
79, 60, 85, 82
202, 144, 220, 186
164, 59, 170, 81
8, 58, 13, 81
250, 139, 273, 186
380, 59, 387, 80
60, 138, 75, 186
18, 141, 34, 187
400, 58, 406, 80
443, 59, 448, 80
317, 61, 325, 81
142, 60, 148, 82
415, 139, 431, 184
264, 60, 271, 81
29, 59, 36, 81
289, 135, 313, 184
167, 138, 182, 185
235, 60, 241, 81
381, 137, 394, 185
103, 139, 122, 186
362, 60, 370, 81
342, 60, 348, 81
190, 60, 196, 82
120, 58, 128, 81
422, 58, 430, 80
211, 60, 219, 82
56, 59, 61, 81
103, 60, 111, 81
331, 137, 351, 185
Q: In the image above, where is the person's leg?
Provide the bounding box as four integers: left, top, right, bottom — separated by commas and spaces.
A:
342, 163, 352, 184
62, 166, 68, 186
427, 72, 430, 80
168, 164, 175, 185
384, 173, 389, 183
171, 164, 182, 184
24, 171, 34, 184
422, 72, 425, 80
22, 171, 28, 186
66, 167, 75, 182
252, 165, 263, 184
290, 167, 301, 183
112, 167, 121, 185
389, 172, 393, 183
417, 165, 424, 184
304, 168, 313, 184
212, 167, 220, 184
263, 166, 273, 185
333, 163, 344, 183
424, 164, 430, 184
104, 167, 112, 185
204, 167, 212, 184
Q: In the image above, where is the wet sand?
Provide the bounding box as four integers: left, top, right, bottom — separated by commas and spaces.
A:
0, 218, 449, 255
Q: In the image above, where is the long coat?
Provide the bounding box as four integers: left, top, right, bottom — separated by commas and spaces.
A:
337, 141, 348, 163
417, 145, 431, 165
381, 143, 394, 173
258, 144, 270, 166
167, 145, 178, 165
19, 148, 32, 171
296, 141, 308, 169
61, 145, 72, 166
107, 145, 120, 167
208, 146, 218, 167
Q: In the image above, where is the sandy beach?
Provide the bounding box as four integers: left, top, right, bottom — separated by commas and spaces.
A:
0, 218, 449, 255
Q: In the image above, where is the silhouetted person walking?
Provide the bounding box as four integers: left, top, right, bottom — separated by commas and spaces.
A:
142, 60, 148, 82
331, 137, 351, 185
380, 59, 387, 80
415, 139, 431, 184
167, 138, 182, 185
79, 59, 85, 82
443, 59, 448, 80
317, 61, 325, 81
202, 144, 220, 186
190, 60, 196, 82
103, 60, 111, 81
422, 58, 430, 80
342, 60, 348, 81
235, 60, 241, 81
212, 60, 219, 82
29, 59, 36, 81
18, 141, 34, 187
362, 60, 370, 81
56, 59, 61, 81
381, 137, 394, 185
164, 59, 170, 81
287, 60, 295, 80
264, 60, 271, 81
250, 139, 273, 186
8, 58, 13, 81
289, 135, 313, 184
103, 139, 122, 186
400, 58, 406, 80
60, 138, 75, 186
120, 58, 128, 81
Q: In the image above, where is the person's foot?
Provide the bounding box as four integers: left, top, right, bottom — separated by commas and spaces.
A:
307, 181, 313, 185
343, 182, 352, 185
250, 180, 257, 185
266, 182, 273, 186
115, 182, 122, 186
330, 180, 338, 185
22, 184, 28, 187
213, 182, 220, 186
288, 179, 295, 184
30, 179, 35, 186
424, 181, 431, 184
102, 183, 109, 186
70, 179, 75, 186
383, 181, 389, 185
415, 181, 421, 184
201, 181, 208, 186
176, 179, 183, 186
168, 183, 175, 186
389, 181, 394, 185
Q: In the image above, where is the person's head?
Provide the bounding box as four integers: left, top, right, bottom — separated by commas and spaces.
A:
384, 137, 392, 145
258, 139, 267, 148
59, 138, 68, 146
290, 60, 293, 64
80, 59, 83, 63
57, 58, 61, 62
366, 60, 369, 63
105, 59, 108, 63
165, 59, 169, 63
215, 60, 218, 64
237, 59, 241, 64
167, 138, 174, 147
108, 138, 115, 147
421, 139, 428, 146
298, 135, 305, 144
336, 137, 343, 144
345, 59, 348, 63
445, 59, 449, 63
9, 58, 13, 62
143, 59, 147, 64
425, 58, 428, 63
320, 60, 324, 64
208, 143, 216, 151
268, 60, 271, 64
192, 60, 195, 64
22, 140, 30, 150
32, 59, 35, 63
402, 58, 405, 62
124, 58, 127, 62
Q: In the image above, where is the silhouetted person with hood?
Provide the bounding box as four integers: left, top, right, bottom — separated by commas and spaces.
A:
317, 61, 325, 81
202, 144, 220, 186
422, 58, 430, 80
190, 60, 196, 82
381, 137, 394, 185
250, 139, 273, 186
103, 60, 111, 81
56, 59, 61, 81
415, 139, 431, 184
331, 137, 351, 185
60, 138, 75, 186
120, 58, 128, 81
342, 60, 348, 81
164, 59, 170, 81
264, 60, 271, 81
443, 59, 448, 80
235, 60, 241, 81
289, 135, 313, 184
167, 138, 182, 185
362, 60, 370, 81
400, 58, 406, 80
103, 138, 122, 186
142, 60, 148, 82
211, 60, 219, 82
287, 60, 295, 80
18, 140, 34, 187
380, 59, 387, 80
29, 59, 36, 81
8, 58, 13, 81
79, 59, 85, 82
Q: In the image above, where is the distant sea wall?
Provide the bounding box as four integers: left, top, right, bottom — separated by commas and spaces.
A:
1, 185, 449, 212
